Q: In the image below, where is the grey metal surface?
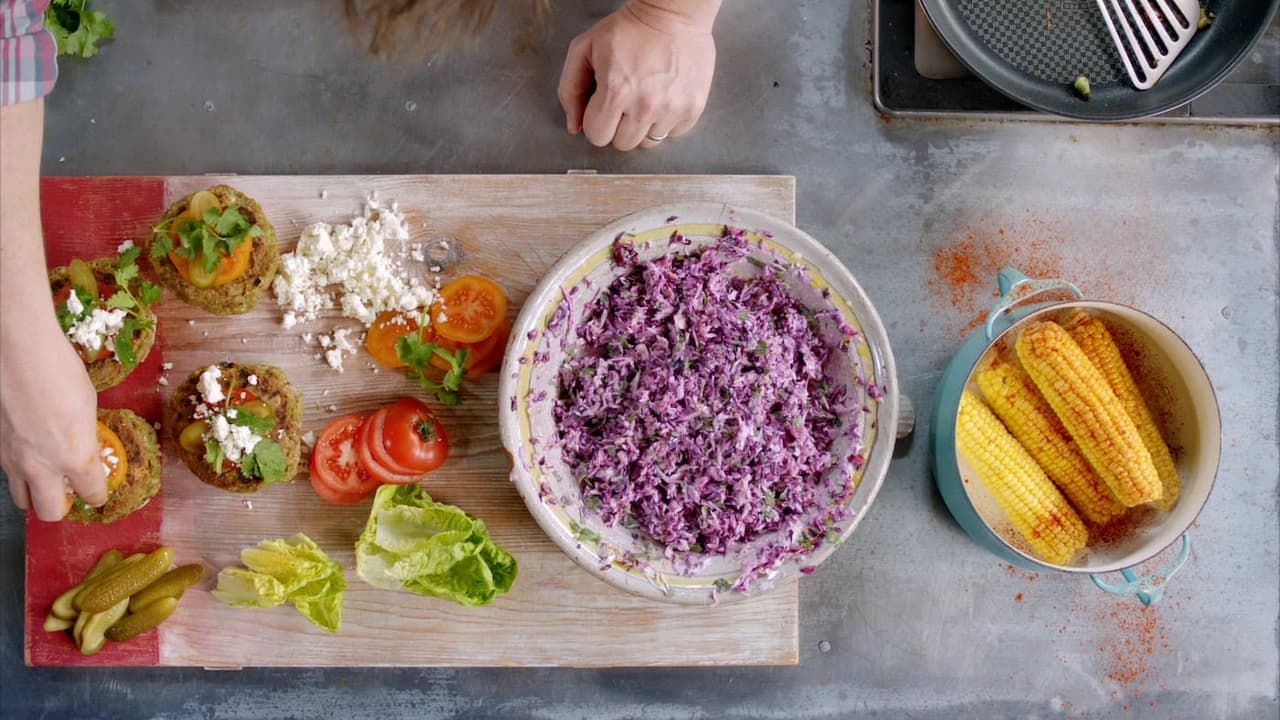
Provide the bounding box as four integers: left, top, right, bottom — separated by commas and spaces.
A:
1, 1, 1276, 718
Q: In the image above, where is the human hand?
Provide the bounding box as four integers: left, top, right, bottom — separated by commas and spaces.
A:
558, 0, 720, 151
0, 316, 105, 521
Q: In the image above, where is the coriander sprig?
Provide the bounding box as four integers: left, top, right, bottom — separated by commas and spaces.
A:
396, 310, 470, 406
151, 204, 263, 274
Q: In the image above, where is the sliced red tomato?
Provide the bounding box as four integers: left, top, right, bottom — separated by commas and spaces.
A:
381, 398, 449, 474
310, 471, 365, 505
310, 414, 380, 504
430, 318, 511, 378
431, 275, 508, 343
357, 412, 425, 485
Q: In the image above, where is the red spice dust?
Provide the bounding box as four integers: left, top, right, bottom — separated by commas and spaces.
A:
1015, 592, 1024, 602
924, 210, 1160, 338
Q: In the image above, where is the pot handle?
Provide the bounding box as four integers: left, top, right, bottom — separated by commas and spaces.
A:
1089, 532, 1192, 605
984, 268, 1084, 341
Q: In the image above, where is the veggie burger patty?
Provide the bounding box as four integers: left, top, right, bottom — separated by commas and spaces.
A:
145, 185, 279, 315
67, 408, 162, 523
48, 258, 157, 391
166, 363, 303, 493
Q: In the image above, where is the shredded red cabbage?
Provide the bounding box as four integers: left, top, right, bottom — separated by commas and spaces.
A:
553, 230, 860, 563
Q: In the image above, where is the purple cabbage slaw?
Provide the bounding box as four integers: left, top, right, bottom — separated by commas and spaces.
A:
549, 228, 875, 590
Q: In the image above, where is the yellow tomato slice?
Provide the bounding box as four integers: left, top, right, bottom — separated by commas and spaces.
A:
97, 421, 129, 492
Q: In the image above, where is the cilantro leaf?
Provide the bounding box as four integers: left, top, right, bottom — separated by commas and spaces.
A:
395, 331, 469, 406
117, 244, 142, 268
105, 290, 135, 310
56, 287, 93, 331
160, 204, 260, 274
230, 411, 275, 436
150, 229, 174, 258
45, 1, 116, 59
244, 439, 289, 486
114, 317, 140, 370
204, 438, 226, 474
139, 282, 163, 305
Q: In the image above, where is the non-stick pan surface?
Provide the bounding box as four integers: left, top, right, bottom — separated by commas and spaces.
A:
918, 0, 1279, 120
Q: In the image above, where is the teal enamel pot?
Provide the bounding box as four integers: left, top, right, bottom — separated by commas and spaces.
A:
931, 269, 1221, 605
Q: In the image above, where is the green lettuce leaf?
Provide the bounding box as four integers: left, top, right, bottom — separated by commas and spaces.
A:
214, 534, 346, 632
355, 485, 518, 606
210, 568, 286, 608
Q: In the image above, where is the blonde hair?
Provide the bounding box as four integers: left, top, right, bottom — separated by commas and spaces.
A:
344, 0, 551, 57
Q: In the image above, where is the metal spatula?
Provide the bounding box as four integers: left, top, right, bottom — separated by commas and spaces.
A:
1095, 0, 1200, 90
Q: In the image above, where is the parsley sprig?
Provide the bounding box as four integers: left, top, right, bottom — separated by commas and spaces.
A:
57, 247, 161, 370
152, 204, 263, 274
396, 310, 470, 406
45, 0, 115, 59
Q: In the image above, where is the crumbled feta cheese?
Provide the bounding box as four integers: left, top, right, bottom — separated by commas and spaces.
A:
100, 446, 119, 477
208, 414, 261, 463
326, 404, 338, 413
319, 189, 328, 199
272, 199, 436, 329
226, 408, 238, 419
117, 240, 135, 254
202, 330, 209, 337
187, 319, 197, 326
410, 245, 426, 262
162, 362, 174, 370
319, 327, 360, 373
157, 377, 169, 387
193, 403, 212, 420
66, 308, 126, 353
65, 291, 85, 317
243, 499, 254, 510
241, 337, 248, 344
247, 374, 258, 386
197, 365, 225, 404
301, 431, 317, 448
301, 333, 313, 344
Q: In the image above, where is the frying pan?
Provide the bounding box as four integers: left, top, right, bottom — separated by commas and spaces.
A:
918, 0, 1280, 120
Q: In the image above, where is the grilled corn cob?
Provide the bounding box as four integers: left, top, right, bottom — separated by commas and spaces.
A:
1063, 311, 1181, 511
1015, 321, 1162, 507
975, 356, 1126, 524
957, 390, 1088, 565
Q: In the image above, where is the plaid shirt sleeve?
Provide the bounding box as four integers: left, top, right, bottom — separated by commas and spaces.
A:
0, 0, 56, 105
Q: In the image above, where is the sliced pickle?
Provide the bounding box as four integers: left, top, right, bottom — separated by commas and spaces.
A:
67, 258, 99, 298
179, 421, 209, 453
188, 190, 221, 222
188, 254, 219, 289
234, 400, 272, 419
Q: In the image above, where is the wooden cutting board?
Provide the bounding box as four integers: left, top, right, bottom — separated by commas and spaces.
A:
24, 174, 800, 668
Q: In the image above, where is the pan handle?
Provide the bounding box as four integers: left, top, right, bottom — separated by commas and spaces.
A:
1089, 532, 1192, 605
984, 268, 1084, 341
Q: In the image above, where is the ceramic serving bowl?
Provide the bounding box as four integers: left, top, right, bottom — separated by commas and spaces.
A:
931, 268, 1221, 604
499, 204, 909, 604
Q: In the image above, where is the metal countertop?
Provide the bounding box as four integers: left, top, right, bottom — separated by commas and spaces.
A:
2, 1, 1276, 718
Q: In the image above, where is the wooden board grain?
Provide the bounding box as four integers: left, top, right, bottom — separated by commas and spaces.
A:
26, 174, 799, 667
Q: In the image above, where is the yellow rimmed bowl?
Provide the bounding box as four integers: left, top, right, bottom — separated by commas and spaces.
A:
499, 204, 909, 604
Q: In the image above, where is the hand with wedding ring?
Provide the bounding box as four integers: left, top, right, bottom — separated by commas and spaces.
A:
558, 0, 721, 151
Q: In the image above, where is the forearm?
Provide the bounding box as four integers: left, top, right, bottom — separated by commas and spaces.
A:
627, 0, 723, 33
0, 99, 56, 346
